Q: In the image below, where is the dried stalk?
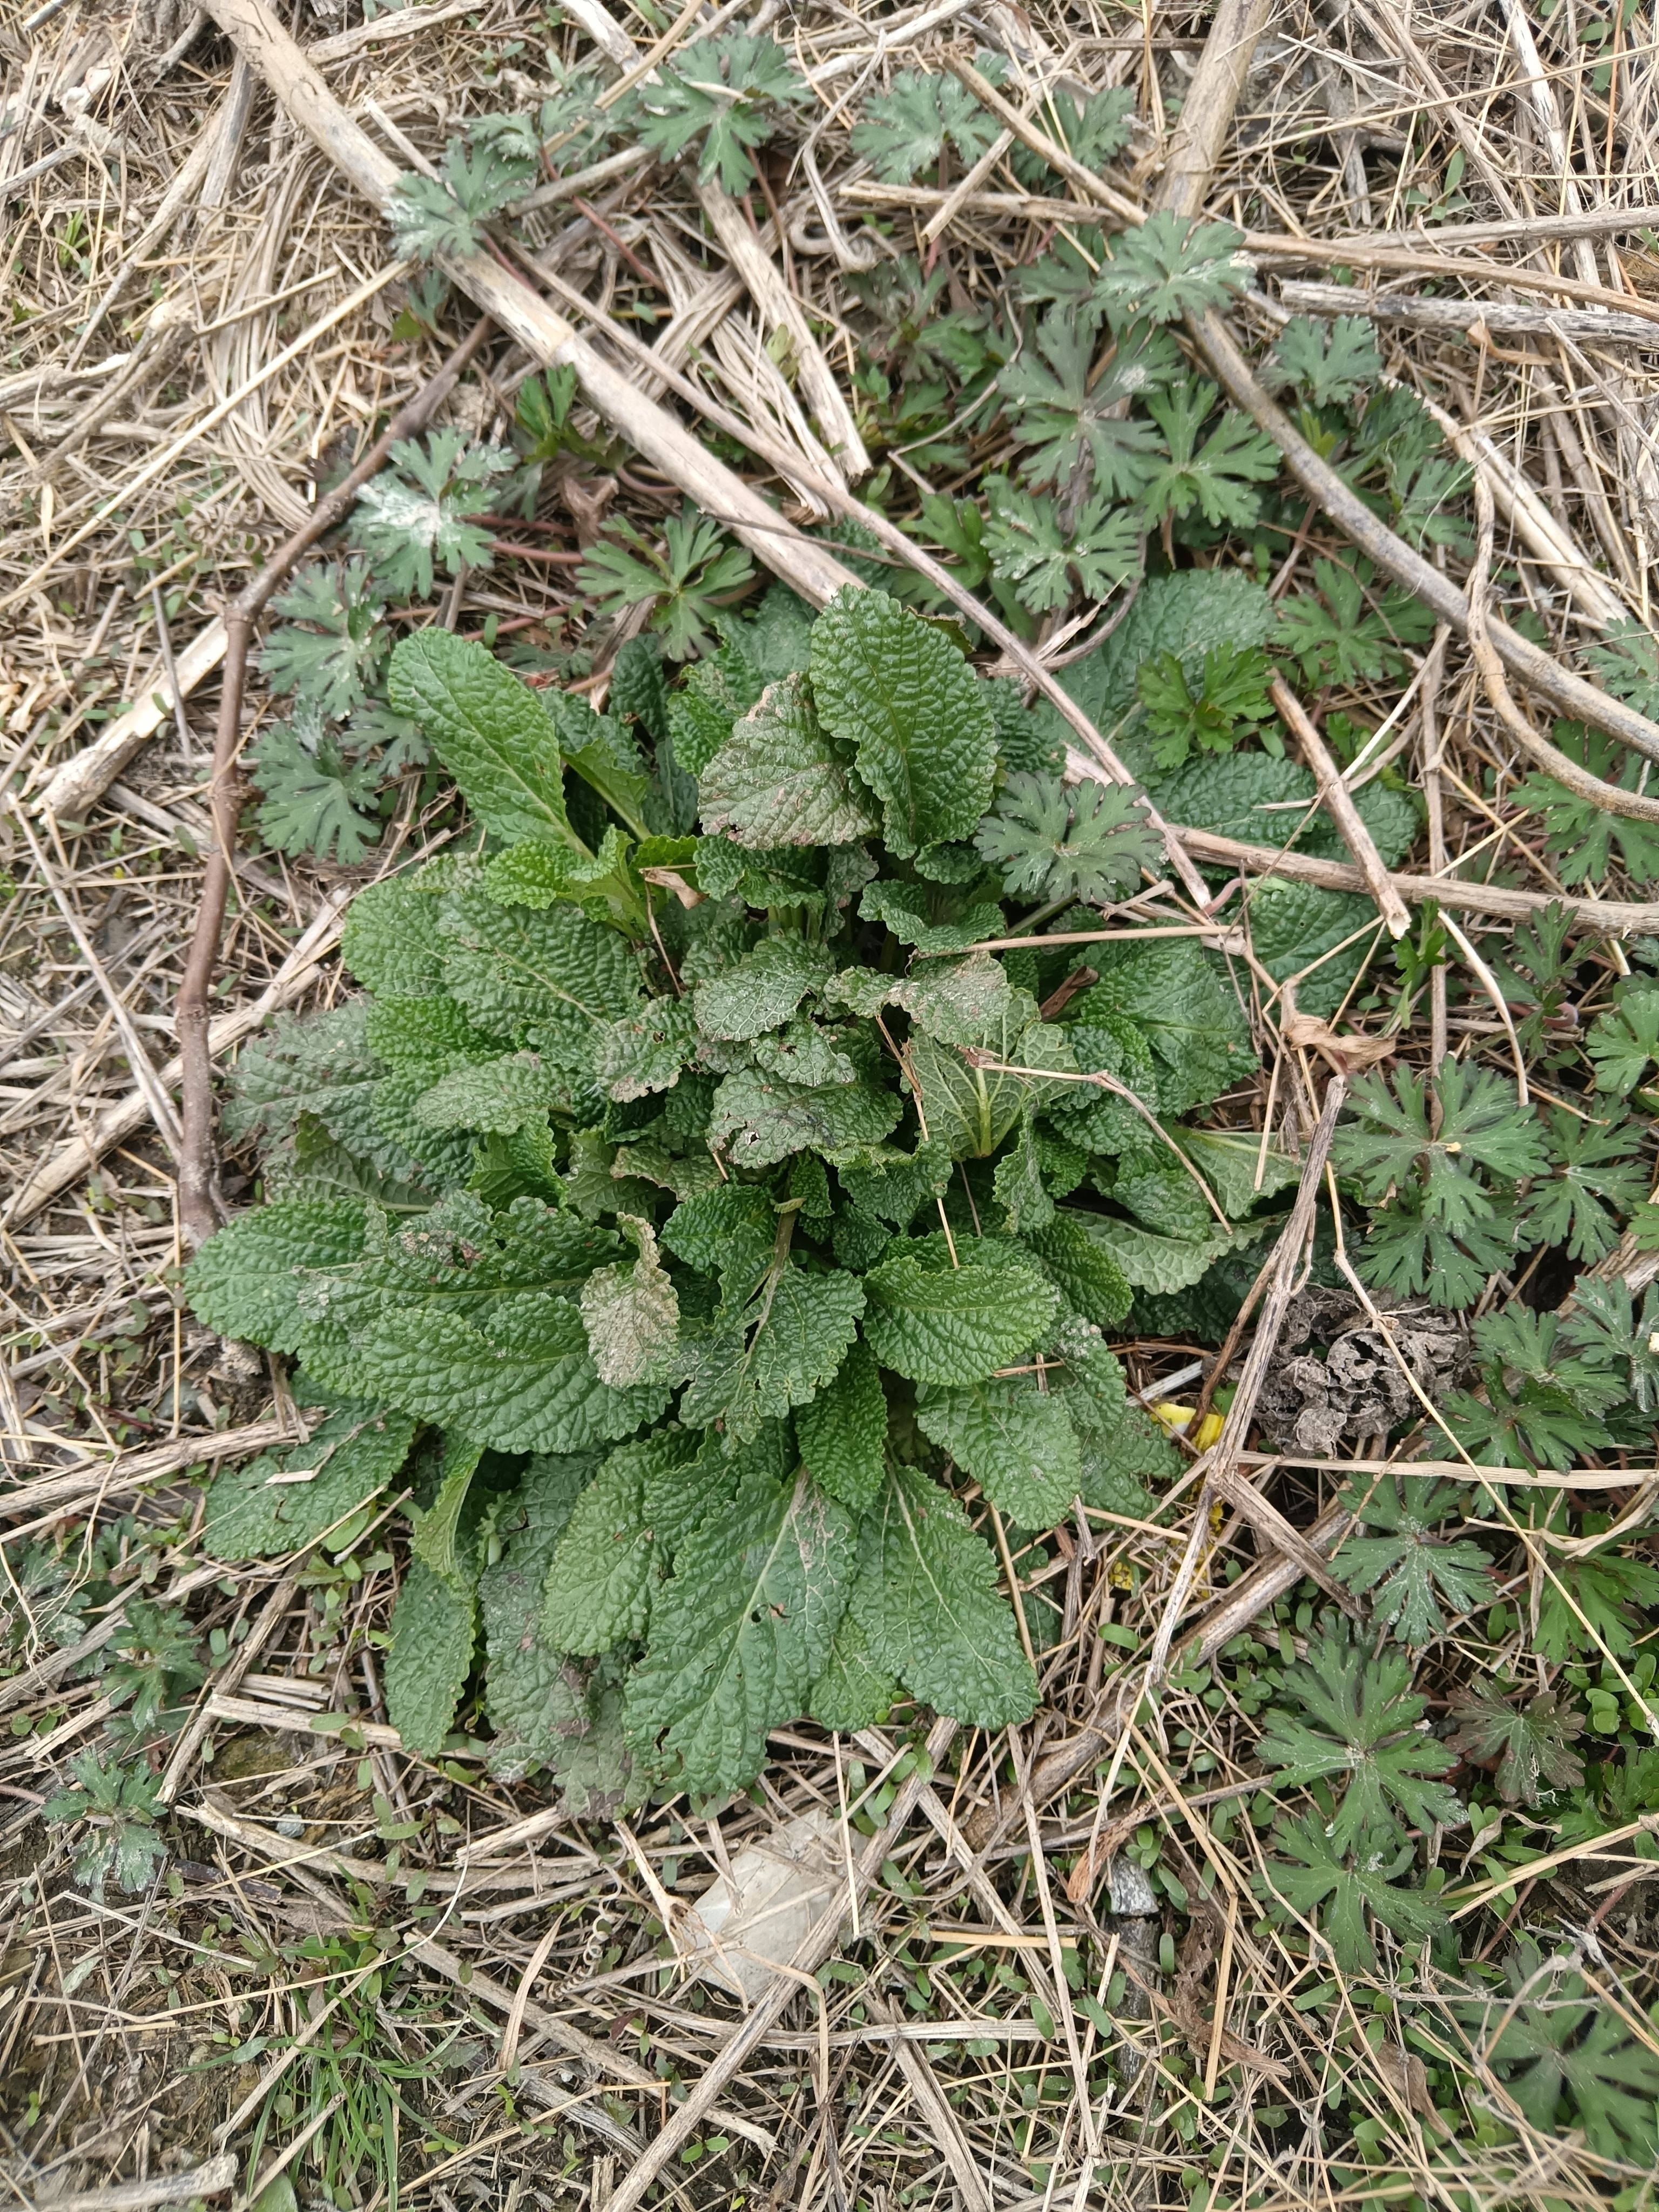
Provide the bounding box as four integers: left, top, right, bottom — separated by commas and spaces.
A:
942, 53, 1142, 222
559, 0, 870, 476
1461, 474, 1659, 824
1188, 309, 1659, 769
1147, 1073, 1352, 1683
1151, 0, 1277, 219
1278, 276, 1659, 354
0, 1415, 317, 1540
1060, 764, 1659, 933
1269, 679, 1411, 938
1410, 386, 1628, 630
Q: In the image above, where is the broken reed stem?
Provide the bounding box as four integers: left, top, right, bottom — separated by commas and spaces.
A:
1185, 309, 1659, 773
1419, 628, 1452, 1077
1152, 0, 1278, 221
174, 316, 491, 1246
1461, 473, 1659, 829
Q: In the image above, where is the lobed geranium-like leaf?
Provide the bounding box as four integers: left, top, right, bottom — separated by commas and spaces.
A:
636, 33, 809, 193
849, 65, 1002, 183
251, 720, 382, 865
975, 771, 1160, 906
1587, 989, 1659, 1096
1453, 1942, 1659, 2163
1269, 315, 1382, 407
42, 1750, 168, 1898
261, 559, 389, 720
1090, 212, 1251, 328
1257, 1815, 1449, 1978
1446, 1687, 1585, 1806
349, 431, 512, 601
982, 477, 1146, 613
1256, 1623, 1463, 1851
1329, 1476, 1495, 1645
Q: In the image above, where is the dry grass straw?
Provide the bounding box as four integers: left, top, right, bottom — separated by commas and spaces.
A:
3, 0, 1659, 2206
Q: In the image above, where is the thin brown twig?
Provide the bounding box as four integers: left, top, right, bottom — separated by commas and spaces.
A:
173, 316, 490, 1246
1270, 677, 1412, 939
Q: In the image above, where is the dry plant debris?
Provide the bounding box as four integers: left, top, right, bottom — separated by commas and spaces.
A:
6, 2, 1659, 2210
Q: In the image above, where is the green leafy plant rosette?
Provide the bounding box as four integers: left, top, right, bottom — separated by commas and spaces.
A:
186, 578, 1380, 1806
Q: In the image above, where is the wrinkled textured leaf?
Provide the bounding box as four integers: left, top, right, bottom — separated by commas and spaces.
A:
699, 673, 879, 848
694, 935, 833, 1042
202, 1402, 419, 1561
541, 1442, 660, 1653
482, 1464, 637, 1797
414, 1050, 569, 1135
626, 1469, 857, 1793
863, 1243, 1059, 1383
914, 1377, 1081, 1523
796, 1339, 888, 1513
388, 630, 571, 847
185, 1200, 368, 1354
849, 1462, 1037, 1726
662, 1183, 779, 1302
809, 588, 997, 857
1051, 1312, 1176, 1515
596, 1000, 699, 1102
679, 1263, 865, 1444
385, 1559, 476, 1756
340, 866, 458, 997
808, 1610, 899, 1732
435, 897, 638, 1105
579, 1215, 681, 1387
710, 1064, 901, 1169
1023, 1213, 1134, 1329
